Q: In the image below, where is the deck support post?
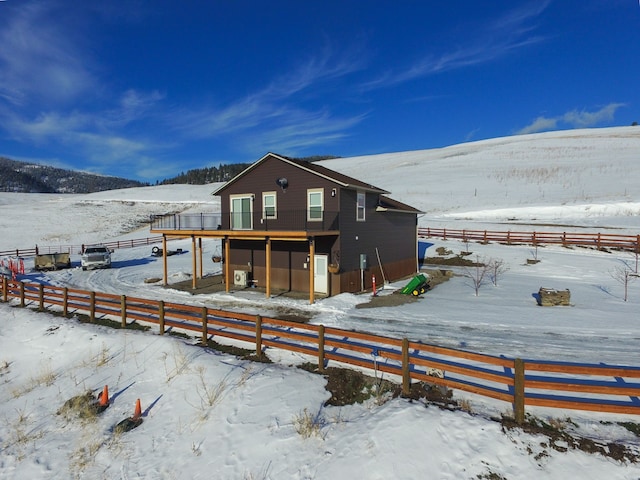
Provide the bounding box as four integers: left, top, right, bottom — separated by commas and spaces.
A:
309, 237, 315, 304
265, 238, 271, 298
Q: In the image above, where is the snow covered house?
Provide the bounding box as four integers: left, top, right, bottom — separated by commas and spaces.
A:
152, 152, 422, 302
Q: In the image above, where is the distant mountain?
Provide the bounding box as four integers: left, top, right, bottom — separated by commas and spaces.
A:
0, 157, 146, 193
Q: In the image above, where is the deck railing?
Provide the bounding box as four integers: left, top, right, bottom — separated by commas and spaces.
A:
150, 210, 340, 232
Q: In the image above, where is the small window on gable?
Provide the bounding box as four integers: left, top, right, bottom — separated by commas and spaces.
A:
357, 191, 366, 221
263, 192, 277, 219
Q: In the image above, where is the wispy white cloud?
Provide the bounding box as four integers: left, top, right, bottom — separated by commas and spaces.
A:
0, 2, 168, 178
0, 2, 369, 176
516, 103, 626, 135
0, 3, 96, 107
516, 116, 559, 135
562, 104, 626, 128
250, 109, 369, 156
168, 43, 368, 154
362, 1, 551, 90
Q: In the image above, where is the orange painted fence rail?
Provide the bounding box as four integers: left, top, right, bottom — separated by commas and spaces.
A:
419, 227, 640, 252
0, 236, 165, 258
3, 277, 640, 422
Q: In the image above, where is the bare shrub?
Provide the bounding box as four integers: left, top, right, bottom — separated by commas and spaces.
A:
292, 407, 326, 439
463, 256, 490, 296
610, 262, 637, 302
488, 258, 509, 286
161, 344, 192, 382
194, 365, 228, 409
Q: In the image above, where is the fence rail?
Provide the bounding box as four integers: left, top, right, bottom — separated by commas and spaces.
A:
3, 278, 640, 421
0, 236, 165, 258
418, 227, 640, 252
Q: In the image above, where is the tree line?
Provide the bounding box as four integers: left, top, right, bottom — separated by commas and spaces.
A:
158, 155, 340, 185
0, 157, 146, 193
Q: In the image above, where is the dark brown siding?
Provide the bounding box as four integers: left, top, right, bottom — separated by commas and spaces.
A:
337, 189, 418, 293
217, 154, 418, 296
219, 155, 340, 230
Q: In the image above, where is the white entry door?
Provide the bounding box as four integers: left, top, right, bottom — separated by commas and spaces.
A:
314, 254, 328, 294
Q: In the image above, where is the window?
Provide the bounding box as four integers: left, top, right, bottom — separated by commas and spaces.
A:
307, 189, 323, 221
230, 195, 253, 230
262, 192, 277, 219
357, 191, 366, 221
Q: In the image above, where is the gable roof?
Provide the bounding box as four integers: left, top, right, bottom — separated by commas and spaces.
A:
211, 152, 390, 195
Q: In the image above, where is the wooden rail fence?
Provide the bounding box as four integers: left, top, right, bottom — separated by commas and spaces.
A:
0, 236, 165, 258
419, 227, 640, 252
2, 277, 640, 422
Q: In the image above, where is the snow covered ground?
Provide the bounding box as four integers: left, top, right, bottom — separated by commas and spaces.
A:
2, 127, 640, 478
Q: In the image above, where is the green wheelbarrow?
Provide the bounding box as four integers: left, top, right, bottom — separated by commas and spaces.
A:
400, 273, 430, 296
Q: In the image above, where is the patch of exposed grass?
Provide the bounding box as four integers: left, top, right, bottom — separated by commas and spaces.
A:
292, 407, 326, 439
501, 415, 639, 464
11, 362, 57, 398
617, 421, 640, 436
423, 255, 482, 267
56, 391, 104, 422
204, 338, 271, 362
0, 359, 11, 377
1, 406, 46, 461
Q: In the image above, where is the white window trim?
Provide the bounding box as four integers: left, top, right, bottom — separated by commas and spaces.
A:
307, 188, 324, 222
230, 194, 253, 230
262, 191, 277, 220
356, 191, 366, 222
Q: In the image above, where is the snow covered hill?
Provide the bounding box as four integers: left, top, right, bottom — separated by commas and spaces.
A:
320, 126, 640, 230
1, 127, 640, 479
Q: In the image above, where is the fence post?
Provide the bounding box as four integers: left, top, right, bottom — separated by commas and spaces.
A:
201, 306, 208, 345
2, 276, 7, 302
402, 338, 411, 396
597, 233, 601, 250
159, 300, 165, 335
19, 281, 25, 307
121, 295, 127, 328
513, 358, 525, 425
39, 284, 44, 311
63, 287, 68, 316
507, 231, 511, 245
318, 324, 325, 372
89, 291, 96, 322
255, 315, 262, 358
443, 228, 447, 240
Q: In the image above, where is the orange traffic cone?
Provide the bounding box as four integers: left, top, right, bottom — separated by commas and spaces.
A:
114, 398, 143, 433
99, 385, 109, 407
133, 398, 142, 420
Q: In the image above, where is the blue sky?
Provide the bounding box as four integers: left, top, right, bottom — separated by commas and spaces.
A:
0, 1, 638, 182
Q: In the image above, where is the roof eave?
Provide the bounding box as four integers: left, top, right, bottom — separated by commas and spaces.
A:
375, 206, 423, 214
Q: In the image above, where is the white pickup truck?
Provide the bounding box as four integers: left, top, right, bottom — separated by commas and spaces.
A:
81, 245, 112, 270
